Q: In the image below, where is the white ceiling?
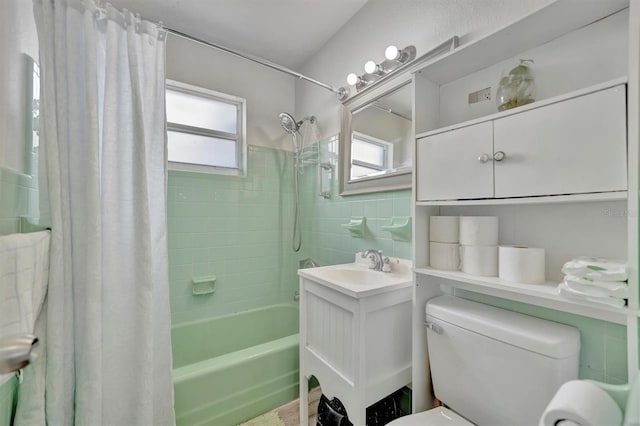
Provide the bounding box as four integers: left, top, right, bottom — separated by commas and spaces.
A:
109, 0, 369, 69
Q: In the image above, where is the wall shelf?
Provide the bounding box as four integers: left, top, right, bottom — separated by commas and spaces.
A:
192, 275, 217, 295
416, 191, 628, 207
341, 217, 366, 237
414, 267, 639, 325
381, 217, 412, 241
412, 1, 628, 86
415, 78, 627, 140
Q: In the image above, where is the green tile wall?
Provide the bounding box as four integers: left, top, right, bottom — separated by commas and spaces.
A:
166, 138, 411, 324
0, 167, 38, 236
167, 146, 299, 324
298, 136, 412, 266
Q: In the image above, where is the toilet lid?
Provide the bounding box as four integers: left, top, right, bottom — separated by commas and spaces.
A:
387, 407, 474, 426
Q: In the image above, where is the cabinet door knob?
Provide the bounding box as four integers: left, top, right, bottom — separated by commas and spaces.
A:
477, 153, 491, 163
493, 151, 506, 162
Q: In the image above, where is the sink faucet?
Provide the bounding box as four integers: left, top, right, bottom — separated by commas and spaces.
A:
361, 249, 391, 272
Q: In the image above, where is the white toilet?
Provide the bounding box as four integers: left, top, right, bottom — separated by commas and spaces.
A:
389, 295, 581, 426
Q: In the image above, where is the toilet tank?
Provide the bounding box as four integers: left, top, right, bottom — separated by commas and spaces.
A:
426, 296, 580, 426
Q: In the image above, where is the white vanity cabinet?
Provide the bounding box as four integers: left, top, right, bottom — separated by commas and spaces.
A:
297, 259, 413, 426
416, 83, 628, 202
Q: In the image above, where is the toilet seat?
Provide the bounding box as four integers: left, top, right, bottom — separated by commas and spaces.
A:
386, 406, 474, 426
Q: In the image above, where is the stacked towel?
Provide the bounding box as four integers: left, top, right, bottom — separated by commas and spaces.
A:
558, 257, 628, 307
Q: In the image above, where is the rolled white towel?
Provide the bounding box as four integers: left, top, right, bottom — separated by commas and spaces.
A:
561, 257, 627, 282
564, 275, 629, 299
557, 282, 626, 308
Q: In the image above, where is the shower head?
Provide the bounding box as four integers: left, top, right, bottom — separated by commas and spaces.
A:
279, 112, 299, 135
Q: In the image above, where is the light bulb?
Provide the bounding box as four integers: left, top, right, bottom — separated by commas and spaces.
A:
364, 60, 377, 74
346, 73, 359, 86
385, 45, 399, 60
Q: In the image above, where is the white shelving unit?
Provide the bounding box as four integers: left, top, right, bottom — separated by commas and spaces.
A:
415, 267, 639, 325
415, 191, 628, 207
409, 0, 640, 415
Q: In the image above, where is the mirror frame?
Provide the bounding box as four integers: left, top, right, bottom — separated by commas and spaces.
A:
339, 74, 414, 196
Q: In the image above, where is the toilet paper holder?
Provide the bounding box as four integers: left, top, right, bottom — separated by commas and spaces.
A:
541, 374, 640, 426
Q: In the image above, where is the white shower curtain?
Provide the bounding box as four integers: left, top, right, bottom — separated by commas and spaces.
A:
31, 0, 175, 424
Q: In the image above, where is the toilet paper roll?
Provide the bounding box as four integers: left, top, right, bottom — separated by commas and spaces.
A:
540, 380, 623, 426
460, 245, 498, 277
429, 216, 459, 243
499, 246, 546, 284
430, 242, 460, 271
459, 216, 499, 246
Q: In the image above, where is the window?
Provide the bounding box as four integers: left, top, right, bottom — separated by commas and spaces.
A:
350, 132, 394, 179
166, 80, 246, 175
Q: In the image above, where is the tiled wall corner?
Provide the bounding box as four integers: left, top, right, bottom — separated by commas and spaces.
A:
298, 137, 412, 267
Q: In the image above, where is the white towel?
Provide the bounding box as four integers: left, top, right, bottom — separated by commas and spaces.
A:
0, 231, 50, 387
557, 282, 626, 308
564, 275, 629, 299
561, 257, 627, 282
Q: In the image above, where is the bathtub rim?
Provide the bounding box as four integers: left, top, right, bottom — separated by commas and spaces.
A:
171, 302, 299, 331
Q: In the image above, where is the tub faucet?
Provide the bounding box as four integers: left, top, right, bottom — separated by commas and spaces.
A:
362, 249, 388, 272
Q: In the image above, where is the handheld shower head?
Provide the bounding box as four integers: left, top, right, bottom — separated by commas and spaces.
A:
279, 112, 299, 135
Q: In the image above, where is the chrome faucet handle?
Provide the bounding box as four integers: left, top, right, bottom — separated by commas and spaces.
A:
382, 257, 392, 273
366, 253, 378, 269
362, 249, 384, 271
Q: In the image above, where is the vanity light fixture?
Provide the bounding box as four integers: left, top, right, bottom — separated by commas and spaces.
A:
385, 45, 416, 62
346, 73, 368, 92
345, 45, 417, 93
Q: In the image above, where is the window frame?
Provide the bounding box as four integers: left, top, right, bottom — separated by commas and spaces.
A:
165, 79, 247, 176
350, 131, 394, 179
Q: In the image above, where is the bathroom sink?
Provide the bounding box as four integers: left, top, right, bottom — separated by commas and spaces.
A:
318, 268, 399, 286
297, 253, 412, 298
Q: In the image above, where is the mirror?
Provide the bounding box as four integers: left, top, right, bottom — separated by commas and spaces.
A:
340, 77, 413, 195
0, 0, 39, 175
25, 54, 40, 177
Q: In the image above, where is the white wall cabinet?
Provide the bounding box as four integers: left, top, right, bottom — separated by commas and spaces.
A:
417, 84, 627, 202
416, 121, 494, 201
494, 85, 627, 198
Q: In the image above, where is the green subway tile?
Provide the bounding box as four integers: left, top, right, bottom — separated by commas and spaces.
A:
169, 264, 192, 283
0, 219, 19, 236
174, 186, 196, 203
605, 336, 627, 381
364, 200, 377, 219
606, 323, 627, 340
168, 249, 191, 266
579, 366, 605, 381
377, 199, 394, 218
603, 375, 626, 385
350, 203, 364, 217
393, 197, 410, 216
192, 262, 213, 277
0, 167, 21, 184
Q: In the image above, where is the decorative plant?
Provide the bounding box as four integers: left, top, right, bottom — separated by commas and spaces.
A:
496, 59, 535, 111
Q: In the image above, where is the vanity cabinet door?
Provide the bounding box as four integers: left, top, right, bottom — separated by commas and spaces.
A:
493, 85, 627, 198
416, 121, 494, 201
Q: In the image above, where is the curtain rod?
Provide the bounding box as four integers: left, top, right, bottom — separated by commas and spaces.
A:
165, 28, 349, 101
